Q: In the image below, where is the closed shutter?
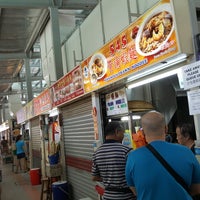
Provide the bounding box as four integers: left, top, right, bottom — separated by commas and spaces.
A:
30, 117, 41, 168
61, 96, 98, 200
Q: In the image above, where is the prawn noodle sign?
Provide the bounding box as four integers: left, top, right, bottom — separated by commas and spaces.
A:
81, 0, 180, 93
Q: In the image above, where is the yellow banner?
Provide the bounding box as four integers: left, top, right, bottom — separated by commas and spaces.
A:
82, 0, 179, 93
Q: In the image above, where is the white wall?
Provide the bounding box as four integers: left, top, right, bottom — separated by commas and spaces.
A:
102, 0, 129, 42
40, 0, 160, 79
80, 4, 104, 59
65, 29, 82, 72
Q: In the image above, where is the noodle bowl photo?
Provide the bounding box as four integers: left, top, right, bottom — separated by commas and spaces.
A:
135, 4, 174, 57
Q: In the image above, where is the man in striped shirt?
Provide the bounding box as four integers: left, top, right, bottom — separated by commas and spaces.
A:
91, 121, 136, 200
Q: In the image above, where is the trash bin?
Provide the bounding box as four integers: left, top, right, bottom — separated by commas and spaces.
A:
52, 181, 68, 200
30, 168, 41, 185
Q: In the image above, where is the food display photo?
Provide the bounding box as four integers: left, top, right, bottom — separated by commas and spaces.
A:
89, 53, 108, 84
135, 4, 174, 57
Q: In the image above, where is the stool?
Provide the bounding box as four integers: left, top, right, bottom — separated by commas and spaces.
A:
40, 177, 52, 200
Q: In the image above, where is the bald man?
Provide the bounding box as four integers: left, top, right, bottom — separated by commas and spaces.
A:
125, 111, 200, 200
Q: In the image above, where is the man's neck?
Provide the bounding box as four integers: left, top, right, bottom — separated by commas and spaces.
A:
186, 140, 195, 149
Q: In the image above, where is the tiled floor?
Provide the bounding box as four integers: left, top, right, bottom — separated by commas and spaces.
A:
0, 162, 41, 200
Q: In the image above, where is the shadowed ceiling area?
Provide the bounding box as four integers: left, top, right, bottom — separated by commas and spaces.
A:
0, 0, 98, 106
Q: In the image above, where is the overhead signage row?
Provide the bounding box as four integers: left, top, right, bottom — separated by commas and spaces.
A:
16, 0, 181, 123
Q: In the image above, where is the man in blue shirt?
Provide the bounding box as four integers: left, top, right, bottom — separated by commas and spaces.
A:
125, 111, 200, 200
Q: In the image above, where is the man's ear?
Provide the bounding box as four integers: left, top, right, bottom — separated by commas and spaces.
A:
141, 129, 145, 135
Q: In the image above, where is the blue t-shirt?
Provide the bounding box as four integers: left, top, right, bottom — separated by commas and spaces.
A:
125, 141, 200, 200
16, 140, 25, 154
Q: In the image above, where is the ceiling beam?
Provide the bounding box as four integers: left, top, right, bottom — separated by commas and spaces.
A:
0, 52, 40, 60
0, 76, 43, 84
25, 9, 49, 53
0, 0, 97, 9
0, 53, 27, 60
0, 88, 45, 97
0, 0, 54, 8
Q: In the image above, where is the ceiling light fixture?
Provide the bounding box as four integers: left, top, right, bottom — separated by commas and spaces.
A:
127, 67, 182, 89
127, 54, 187, 89
127, 53, 187, 82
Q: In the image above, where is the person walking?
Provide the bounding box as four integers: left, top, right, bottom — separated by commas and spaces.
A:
15, 135, 26, 173
91, 121, 136, 200
125, 111, 200, 200
0, 136, 9, 156
176, 123, 196, 154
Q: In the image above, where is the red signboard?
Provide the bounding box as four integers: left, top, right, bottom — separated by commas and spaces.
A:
33, 89, 52, 116
51, 66, 84, 107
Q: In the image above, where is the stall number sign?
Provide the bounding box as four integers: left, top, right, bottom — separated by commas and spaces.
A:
182, 60, 200, 90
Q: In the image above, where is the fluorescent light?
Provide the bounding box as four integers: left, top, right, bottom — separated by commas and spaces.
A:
132, 115, 141, 120
121, 115, 141, 121
127, 67, 182, 89
49, 107, 59, 117
0, 122, 9, 132
127, 53, 187, 82
121, 116, 129, 121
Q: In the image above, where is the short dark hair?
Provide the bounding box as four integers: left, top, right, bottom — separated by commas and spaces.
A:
105, 121, 125, 136
16, 135, 22, 142
179, 123, 196, 140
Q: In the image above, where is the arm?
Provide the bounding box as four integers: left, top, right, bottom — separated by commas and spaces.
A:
92, 175, 102, 182
129, 186, 137, 196
190, 184, 200, 196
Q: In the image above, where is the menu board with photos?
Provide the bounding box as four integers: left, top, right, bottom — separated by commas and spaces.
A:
106, 88, 128, 116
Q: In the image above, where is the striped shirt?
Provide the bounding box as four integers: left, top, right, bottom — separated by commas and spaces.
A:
92, 139, 135, 200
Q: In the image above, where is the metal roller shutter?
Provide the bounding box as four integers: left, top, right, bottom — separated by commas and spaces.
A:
30, 117, 41, 168
62, 97, 98, 200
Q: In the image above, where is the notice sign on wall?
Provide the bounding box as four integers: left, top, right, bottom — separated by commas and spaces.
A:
187, 88, 200, 115
106, 88, 128, 116
182, 60, 200, 90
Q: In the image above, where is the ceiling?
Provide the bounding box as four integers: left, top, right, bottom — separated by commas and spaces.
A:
0, 0, 98, 106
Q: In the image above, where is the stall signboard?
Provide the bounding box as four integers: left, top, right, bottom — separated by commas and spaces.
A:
16, 107, 26, 124
26, 100, 34, 120
106, 88, 128, 116
187, 88, 200, 115
33, 89, 52, 116
81, 0, 179, 93
182, 60, 200, 90
51, 66, 84, 107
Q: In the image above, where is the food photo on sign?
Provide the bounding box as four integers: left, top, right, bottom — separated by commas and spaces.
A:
134, 3, 174, 57
88, 53, 108, 85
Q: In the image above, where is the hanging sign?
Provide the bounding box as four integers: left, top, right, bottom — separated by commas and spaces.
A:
81, 0, 179, 93
34, 89, 52, 116
51, 66, 84, 107
182, 60, 200, 90
26, 101, 34, 120
187, 88, 200, 115
16, 107, 26, 124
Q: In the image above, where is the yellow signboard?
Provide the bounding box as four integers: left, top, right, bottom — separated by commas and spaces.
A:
82, 0, 179, 93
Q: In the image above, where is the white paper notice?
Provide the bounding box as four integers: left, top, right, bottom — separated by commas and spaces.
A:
182, 61, 200, 90
187, 89, 200, 115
